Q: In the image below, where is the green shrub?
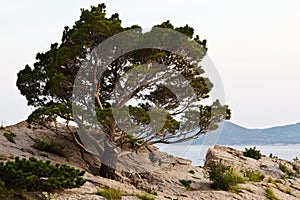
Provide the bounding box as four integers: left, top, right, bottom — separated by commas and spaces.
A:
3, 132, 16, 143
265, 187, 279, 200
267, 177, 275, 184
95, 188, 122, 200
146, 188, 157, 195
125, 134, 144, 148
279, 162, 294, 176
32, 139, 65, 157
284, 189, 293, 195
136, 193, 155, 200
244, 170, 265, 182
243, 146, 262, 160
179, 179, 193, 190
0, 157, 85, 198
189, 170, 195, 174
207, 160, 245, 191
292, 163, 300, 174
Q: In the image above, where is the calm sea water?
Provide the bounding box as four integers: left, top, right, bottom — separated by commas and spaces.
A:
157, 144, 300, 166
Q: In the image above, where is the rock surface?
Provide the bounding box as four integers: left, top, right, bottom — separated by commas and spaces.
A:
1, 122, 300, 199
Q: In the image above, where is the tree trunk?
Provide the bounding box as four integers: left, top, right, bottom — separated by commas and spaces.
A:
99, 140, 118, 180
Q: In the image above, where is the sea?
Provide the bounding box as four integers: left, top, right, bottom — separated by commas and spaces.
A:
156, 144, 300, 166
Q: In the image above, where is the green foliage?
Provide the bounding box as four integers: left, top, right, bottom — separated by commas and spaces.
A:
264, 188, 279, 200
17, 3, 230, 146
207, 160, 245, 191
95, 188, 122, 200
284, 189, 293, 195
146, 188, 157, 195
125, 134, 145, 148
0, 157, 85, 197
244, 170, 265, 182
267, 177, 275, 184
189, 169, 195, 174
136, 193, 155, 200
3, 132, 16, 143
179, 179, 193, 190
269, 153, 273, 158
31, 139, 65, 157
243, 146, 262, 160
292, 163, 300, 174
16, 2, 231, 179
279, 162, 294, 177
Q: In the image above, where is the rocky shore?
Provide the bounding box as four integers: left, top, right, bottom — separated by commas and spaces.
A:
1, 121, 300, 199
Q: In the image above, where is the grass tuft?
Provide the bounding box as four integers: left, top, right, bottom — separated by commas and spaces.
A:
244, 170, 264, 182
95, 188, 122, 200
136, 193, 155, 200
265, 187, 279, 200
206, 160, 245, 191
3, 132, 16, 143
31, 139, 65, 157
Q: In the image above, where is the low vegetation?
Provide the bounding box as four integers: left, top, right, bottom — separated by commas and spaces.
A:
136, 193, 156, 200
0, 156, 85, 198
276, 184, 293, 196
146, 188, 157, 195
267, 177, 275, 184
95, 188, 123, 200
279, 162, 294, 177
3, 132, 16, 143
31, 139, 65, 157
206, 160, 245, 191
264, 187, 279, 200
244, 170, 265, 182
179, 179, 193, 190
243, 146, 262, 160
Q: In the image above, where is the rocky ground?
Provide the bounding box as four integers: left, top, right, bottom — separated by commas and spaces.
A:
1, 121, 300, 200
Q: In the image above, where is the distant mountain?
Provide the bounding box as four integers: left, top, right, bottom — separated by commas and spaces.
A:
190, 121, 300, 145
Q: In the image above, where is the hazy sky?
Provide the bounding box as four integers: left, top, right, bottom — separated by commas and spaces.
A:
1, 0, 300, 128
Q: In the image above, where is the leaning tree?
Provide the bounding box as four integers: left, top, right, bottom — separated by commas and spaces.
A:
17, 4, 230, 179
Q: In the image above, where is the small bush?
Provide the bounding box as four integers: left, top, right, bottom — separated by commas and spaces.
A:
285, 189, 293, 195
0, 157, 85, 198
279, 162, 294, 176
136, 193, 155, 200
3, 132, 16, 143
267, 177, 275, 184
269, 153, 273, 158
243, 146, 262, 160
244, 170, 265, 182
189, 170, 195, 174
207, 160, 245, 191
292, 163, 300, 174
179, 180, 193, 190
32, 139, 65, 157
265, 187, 279, 200
95, 188, 122, 200
146, 188, 157, 195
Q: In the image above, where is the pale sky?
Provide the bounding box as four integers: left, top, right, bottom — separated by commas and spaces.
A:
0, 0, 300, 128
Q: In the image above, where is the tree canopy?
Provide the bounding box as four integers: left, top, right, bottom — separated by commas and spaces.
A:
17, 3, 230, 178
